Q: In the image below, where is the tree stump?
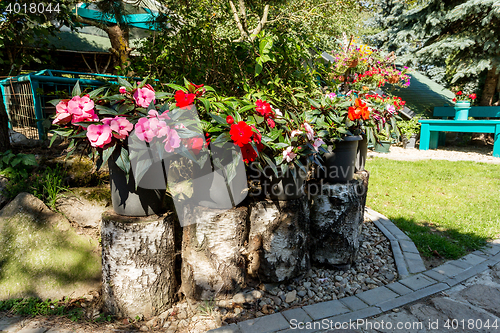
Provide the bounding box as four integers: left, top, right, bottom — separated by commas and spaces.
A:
248, 198, 310, 282
101, 211, 177, 318
309, 171, 369, 267
180, 206, 248, 300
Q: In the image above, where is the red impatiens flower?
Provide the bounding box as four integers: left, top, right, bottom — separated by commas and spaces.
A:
348, 98, 368, 121
469, 93, 477, 100
255, 99, 273, 118
226, 115, 234, 124
241, 143, 258, 163
456, 91, 463, 96
175, 90, 196, 108
452, 98, 457, 102
266, 118, 275, 128
230, 121, 253, 147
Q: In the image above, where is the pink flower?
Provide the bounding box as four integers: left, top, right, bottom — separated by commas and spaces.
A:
303, 122, 314, 141
291, 129, 303, 138
283, 146, 297, 163
133, 87, 156, 108
102, 116, 133, 140
267, 118, 275, 128
67, 95, 97, 124
327, 92, 337, 99
313, 138, 325, 152
135, 117, 156, 142
52, 99, 72, 125
119, 86, 127, 94
148, 109, 170, 121
386, 104, 396, 115
163, 127, 181, 152
86, 124, 112, 148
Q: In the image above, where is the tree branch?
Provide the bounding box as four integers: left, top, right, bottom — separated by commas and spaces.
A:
238, 0, 247, 32
249, 4, 269, 42
74, 14, 110, 34
229, 0, 248, 42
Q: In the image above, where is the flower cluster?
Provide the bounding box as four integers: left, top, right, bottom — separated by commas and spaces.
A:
452, 91, 477, 103
53, 95, 98, 125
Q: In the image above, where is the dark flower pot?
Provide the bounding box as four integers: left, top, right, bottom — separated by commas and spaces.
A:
261, 167, 307, 200
319, 136, 361, 183
355, 135, 368, 172
109, 156, 167, 217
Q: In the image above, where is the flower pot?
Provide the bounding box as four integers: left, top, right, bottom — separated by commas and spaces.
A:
403, 134, 417, 149
109, 156, 167, 217
319, 135, 361, 183
355, 134, 368, 172
261, 167, 307, 200
454, 101, 470, 120
374, 141, 391, 153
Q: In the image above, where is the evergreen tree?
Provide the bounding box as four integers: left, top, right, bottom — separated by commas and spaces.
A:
370, 0, 500, 105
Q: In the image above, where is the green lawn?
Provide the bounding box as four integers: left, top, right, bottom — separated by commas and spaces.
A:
365, 157, 500, 259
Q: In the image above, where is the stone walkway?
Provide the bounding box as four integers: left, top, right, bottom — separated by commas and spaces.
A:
209, 210, 500, 333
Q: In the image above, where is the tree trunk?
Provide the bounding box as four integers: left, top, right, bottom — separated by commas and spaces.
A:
101, 211, 177, 319
248, 198, 310, 283
309, 171, 369, 268
107, 25, 132, 73
0, 90, 10, 153
180, 206, 248, 300
480, 66, 498, 106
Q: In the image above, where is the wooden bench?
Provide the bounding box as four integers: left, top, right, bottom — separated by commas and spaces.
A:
419, 106, 500, 158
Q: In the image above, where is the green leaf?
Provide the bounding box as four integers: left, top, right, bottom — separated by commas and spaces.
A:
115, 147, 131, 175
199, 98, 211, 112
255, 61, 263, 77
118, 77, 133, 89
72, 81, 81, 97
209, 113, 227, 125
262, 154, 278, 177
48, 99, 62, 107
102, 145, 116, 169
166, 83, 187, 92
214, 132, 230, 144
88, 86, 107, 99
95, 105, 118, 115
239, 104, 256, 113
155, 92, 172, 99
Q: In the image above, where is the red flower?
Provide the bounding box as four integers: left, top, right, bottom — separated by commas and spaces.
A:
187, 137, 205, 155
267, 118, 275, 128
175, 90, 196, 108
241, 143, 258, 163
456, 91, 463, 96
452, 98, 457, 102
348, 106, 361, 121
226, 115, 234, 124
255, 99, 273, 117
230, 121, 253, 147
361, 108, 370, 120
469, 93, 477, 100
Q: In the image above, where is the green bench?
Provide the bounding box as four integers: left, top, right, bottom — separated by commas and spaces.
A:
419, 106, 500, 158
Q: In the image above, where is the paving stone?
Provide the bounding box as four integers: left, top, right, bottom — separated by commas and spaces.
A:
303, 300, 350, 320
17, 328, 48, 333
399, 274, 437, 291
472, 250, 491, 258
391, 240, 409, 278
431, 297, 500, 329
409, 303, 450, 328
459, 284, 500, 317
399, 240, 419, 254
339, 296, 369, 311
433, 263, 465, 277
371, 218, 397, 242
364, 311, 425, 333
383, 223, 411, 241
281, 308, 312, 323
208, 323, 241, 333
458, 253, 486, 266
385, 282, 413, 295
404, 252, 426, 274
238, 313, 289, 333
355, 287, 398, 306
45, 329, 75, 333
324, 306, 382, 327
377, 283, 449, 312
0, 317, 24, 333
423, 269, 448, 282
480, 245, 500, 256
444, 261, 490, 287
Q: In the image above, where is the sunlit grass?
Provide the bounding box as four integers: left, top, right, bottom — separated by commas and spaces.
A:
366, 157, 500, 259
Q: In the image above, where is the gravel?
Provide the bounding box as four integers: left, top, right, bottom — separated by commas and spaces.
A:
368, 145, 500, 164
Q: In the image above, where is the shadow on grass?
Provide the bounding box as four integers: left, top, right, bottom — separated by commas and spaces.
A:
0, 193, 101, 301
388, 216, 488, 260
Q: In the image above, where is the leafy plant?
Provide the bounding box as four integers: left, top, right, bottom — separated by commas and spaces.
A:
198, 298, 216, 317
0, 297, 83, 321
398, 117, 420, 139
0, 150, 37, 179
31, 165, 69, 209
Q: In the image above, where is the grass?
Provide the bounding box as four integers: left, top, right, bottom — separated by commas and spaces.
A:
365, 157, 500, 259
0, 297, 84, 321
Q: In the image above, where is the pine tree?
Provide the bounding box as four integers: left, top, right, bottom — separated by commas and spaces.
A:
371, 0, 500, 105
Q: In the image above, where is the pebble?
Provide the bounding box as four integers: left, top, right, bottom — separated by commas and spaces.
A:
285, 290, 296, 303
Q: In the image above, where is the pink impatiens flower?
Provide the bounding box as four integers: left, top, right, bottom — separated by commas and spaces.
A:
163, 127, 181, 152
119, 86, 127, 94
303, 122, 314, 141
52, 99, 72, 125
283, 146, 297, 163
68, 95, 97, 124
86, 124, 112, 148
102, 116, 133, 140
291, 129, 303, 138
313, 138, 325, 152
327, 92, 337, 99
135, 117, 157, 142
133, 86, 156, 108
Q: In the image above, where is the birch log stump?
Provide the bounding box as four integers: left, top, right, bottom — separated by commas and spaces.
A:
248, 198, 310, 282
101, 211, 177, 318
309, 171, 369, 267
180, 206, 249, 300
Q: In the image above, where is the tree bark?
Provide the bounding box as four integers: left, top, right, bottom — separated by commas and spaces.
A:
107, 25, 132, 72
309, 171, 369, 268
480, 66, 498, 106
101, 211, 177, 319
248, 198, 310, 282
180, 206, 248, 300
0, 90, 11, 153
